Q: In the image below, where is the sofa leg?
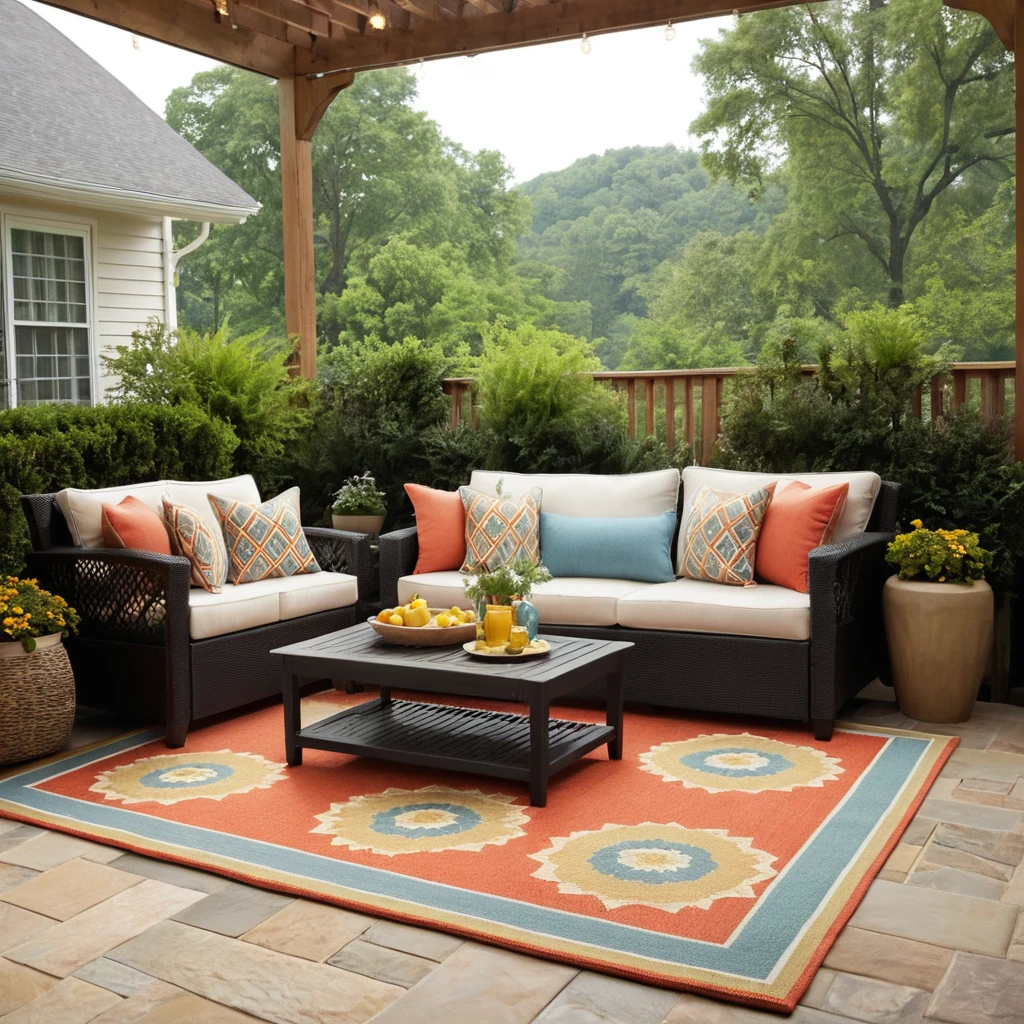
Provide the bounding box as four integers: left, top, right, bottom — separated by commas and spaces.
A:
812, 719, 834, 742
165, 720, 189, 748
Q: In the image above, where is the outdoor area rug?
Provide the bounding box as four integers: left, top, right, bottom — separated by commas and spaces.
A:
0, 691, 956, 1012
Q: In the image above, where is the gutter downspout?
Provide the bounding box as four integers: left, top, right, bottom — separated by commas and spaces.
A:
162, 219, 211, 332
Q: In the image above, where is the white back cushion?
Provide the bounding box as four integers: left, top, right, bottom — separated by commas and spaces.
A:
56, 481, 169, 548
468, 469, 680, 519
167, 474, 261, 540
680, 466, 881, 548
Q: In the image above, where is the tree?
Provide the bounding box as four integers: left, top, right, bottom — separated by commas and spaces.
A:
692, 0, 1014, 308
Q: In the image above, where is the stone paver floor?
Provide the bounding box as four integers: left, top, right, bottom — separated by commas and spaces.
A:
1, 684, 1023, 1023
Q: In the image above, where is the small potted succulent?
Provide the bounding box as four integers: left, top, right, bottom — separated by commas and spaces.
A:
883, 520, 993, 723
331, 473, 387, 536
1, 576, 81, 764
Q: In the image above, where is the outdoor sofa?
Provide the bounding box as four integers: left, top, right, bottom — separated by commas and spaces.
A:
380, 467, 899, 740
21, 475, 373, 747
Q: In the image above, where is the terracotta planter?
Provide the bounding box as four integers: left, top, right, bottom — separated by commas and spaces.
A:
883, 577, 994, 723
0, 633, 75, 765
331, 514, 385, 536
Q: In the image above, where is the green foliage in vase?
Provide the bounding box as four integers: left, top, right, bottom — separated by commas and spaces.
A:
462, 560, 553, 605
331, 473, 387, 517
886, 521, 991, 585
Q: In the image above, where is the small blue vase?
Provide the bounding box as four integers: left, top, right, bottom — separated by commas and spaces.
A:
513, 598, 540, 641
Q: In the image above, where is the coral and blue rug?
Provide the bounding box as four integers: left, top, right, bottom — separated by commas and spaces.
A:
0, 692, 955, 1012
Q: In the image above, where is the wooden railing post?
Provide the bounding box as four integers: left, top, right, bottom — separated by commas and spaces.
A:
701, 375, 719, 465
664, 378, 675, 450
645, 378, 656, 437
684, 376, 695, 449
626, 379, 637, 440
953, 370, 967, 413
930, 376, 944, 421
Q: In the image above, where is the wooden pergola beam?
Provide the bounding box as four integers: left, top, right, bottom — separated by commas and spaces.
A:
944, 0, 1015, 50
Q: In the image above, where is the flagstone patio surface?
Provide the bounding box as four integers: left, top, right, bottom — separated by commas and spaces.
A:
1, 684, 1023, 1024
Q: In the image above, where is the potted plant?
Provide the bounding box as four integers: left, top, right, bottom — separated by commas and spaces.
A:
0, 576, 81, 765
883, 521, 993, 723
463, 560, 552, 641
331, 473, 387, 536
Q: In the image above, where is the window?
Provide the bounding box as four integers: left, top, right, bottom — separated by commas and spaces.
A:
1, 222, 94, 407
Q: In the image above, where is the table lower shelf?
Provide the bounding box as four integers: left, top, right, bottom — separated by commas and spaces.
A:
294, 698, 615, 782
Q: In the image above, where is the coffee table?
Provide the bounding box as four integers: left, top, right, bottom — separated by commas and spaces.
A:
272, 623, 632, 806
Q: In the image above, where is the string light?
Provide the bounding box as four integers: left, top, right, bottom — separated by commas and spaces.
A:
368, 0, 386, 30
580, 33, 591, 54
664, 21, 675, 41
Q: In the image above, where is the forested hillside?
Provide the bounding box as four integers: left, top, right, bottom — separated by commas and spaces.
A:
168, 0, 1015, 371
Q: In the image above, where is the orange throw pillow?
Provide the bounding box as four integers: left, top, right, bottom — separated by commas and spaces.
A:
405, 483, 466, 574
755, 481, 849, 593
101, 495, 172, 555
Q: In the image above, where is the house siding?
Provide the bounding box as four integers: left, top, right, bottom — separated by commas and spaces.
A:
0, 194, 172, 405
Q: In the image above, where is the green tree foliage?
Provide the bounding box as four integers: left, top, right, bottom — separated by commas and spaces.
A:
103, 321, 309, 490
165, 66, 529, 340
692, 0, 1014, 308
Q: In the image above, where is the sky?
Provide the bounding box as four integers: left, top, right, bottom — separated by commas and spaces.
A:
19, 0, 730, 183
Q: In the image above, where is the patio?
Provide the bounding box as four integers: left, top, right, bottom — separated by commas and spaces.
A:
1, 684, 1023, 1024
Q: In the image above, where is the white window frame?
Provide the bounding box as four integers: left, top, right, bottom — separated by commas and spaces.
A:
1, 209, 99, 408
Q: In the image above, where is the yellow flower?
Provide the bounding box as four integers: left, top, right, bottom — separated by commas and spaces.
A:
12, 607, 22, 615
939, 576, 946, 582
911, 519, 923, 530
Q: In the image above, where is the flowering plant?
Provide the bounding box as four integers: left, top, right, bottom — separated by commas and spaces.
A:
462, 560, 552, 605
886, 521, 991, 585
331, 472, 386, 517
0, 577, 80, 652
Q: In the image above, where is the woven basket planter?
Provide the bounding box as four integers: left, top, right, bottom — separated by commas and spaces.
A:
0, 634, 76, 766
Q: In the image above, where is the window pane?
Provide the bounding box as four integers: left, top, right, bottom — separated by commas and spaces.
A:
14, 325, 91, 407
10, 228, 88, 324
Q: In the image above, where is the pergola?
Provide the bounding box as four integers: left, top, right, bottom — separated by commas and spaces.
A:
33, 0, 1023, 457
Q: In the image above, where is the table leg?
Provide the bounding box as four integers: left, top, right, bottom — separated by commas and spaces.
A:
379, 686, 392, 707
606, 670, 624, 760
529, 688, 550, 807
284, 671, 303, 767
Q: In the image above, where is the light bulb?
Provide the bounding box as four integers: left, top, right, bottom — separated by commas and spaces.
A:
581, 33, 591, 54
665, 21, 675, 41
368, 1, 386, 29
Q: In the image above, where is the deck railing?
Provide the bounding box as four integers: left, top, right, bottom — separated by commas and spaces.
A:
443, 362, 1017, 465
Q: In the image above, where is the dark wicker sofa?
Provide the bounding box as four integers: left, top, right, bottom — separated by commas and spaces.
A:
379, 471, 898, 741
21, 491, 374, 747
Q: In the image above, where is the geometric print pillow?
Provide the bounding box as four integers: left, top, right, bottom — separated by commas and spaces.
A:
207, 486, 320, 585
681, 484, 775, 587
162, 499, 229, 594
458, 486, 542, 573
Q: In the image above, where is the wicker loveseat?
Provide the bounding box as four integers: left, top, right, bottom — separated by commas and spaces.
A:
21, 475, 374, 747
380, 467, 898, 740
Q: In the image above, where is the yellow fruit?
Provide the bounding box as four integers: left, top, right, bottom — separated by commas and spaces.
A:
436, 614, 452, 628
463, 609, 476, 623
411, 598, 427, 610
376, 609, 393, 623
404, 605, 431, 628
450, 606, 462, 615
387, 614, 403, 626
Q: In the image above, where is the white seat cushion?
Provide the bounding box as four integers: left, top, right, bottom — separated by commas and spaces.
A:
616, 578, 811, 641
275, 572, 359, 621
468, 469, 680, 518
189, 571, 358, 640
56, 481, 168, 548
397, 573, 648, 628
189, 581, 281, 640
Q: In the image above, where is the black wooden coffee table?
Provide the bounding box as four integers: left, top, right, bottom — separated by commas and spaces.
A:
272, 623, 632, 806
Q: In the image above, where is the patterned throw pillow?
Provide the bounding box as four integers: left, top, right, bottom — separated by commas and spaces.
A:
162, 499, 229, 594
681, 484, 775, 587
208, 486, 320, 585
459, 486, 542, 572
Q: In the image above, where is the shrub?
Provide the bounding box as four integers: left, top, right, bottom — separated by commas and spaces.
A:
103, 320, 310, 491
0, 404, 238, 576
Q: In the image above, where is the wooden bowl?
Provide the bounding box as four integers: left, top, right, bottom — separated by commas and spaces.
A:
368, 608, 477, 648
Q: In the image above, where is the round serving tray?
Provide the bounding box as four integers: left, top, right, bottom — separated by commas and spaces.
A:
462, 639, 551, 660
368, 610, 476, 648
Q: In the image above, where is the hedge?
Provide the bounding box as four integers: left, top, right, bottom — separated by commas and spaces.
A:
0, 404, 239, 575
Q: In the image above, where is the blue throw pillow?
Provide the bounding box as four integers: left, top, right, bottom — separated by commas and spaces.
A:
539, 512, 677, 583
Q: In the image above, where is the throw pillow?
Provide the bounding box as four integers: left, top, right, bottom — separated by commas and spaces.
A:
681, 484, 775, 587
405, 483, 466, 574
459, 485, 542, 572
162, 499, 229, 593
101, 495, 172, 555
208, 486, 320, 584
540, 512, 677, 583
756, 481, 850, 593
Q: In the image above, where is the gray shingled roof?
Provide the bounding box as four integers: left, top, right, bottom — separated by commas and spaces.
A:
0, 0, 259, 221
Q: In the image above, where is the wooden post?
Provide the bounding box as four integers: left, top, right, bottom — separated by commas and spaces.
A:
1017, 0, 1024, 457
701, 375, 719, 466
627, 379, 637, 440
278, 71, 354, 379
684, 376, 695, 448
911, 386, 923, 420
664, 377, 675, 451
645, 378, 656, 437
953, 369, 967, 412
